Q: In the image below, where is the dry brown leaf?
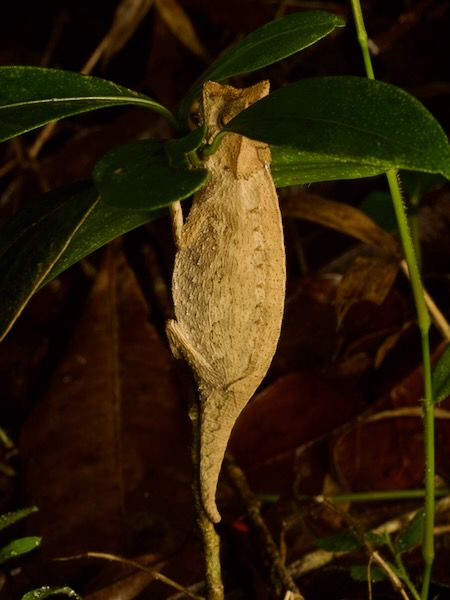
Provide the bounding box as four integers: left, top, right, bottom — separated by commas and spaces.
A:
281, 192, 401, 258
335, 255, 400, 326
374, 321, 413, 368
282, 192, 402, 335
85, 567, 155, 600
19, 242, 192, 559
228, 372, 365, 499
155, 0, 209, 61
331, 340, 450, 493
82, 552, 202, 600
100, 0, 156, 67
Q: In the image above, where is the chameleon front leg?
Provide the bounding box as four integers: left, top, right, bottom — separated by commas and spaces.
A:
169, 201, 184, 250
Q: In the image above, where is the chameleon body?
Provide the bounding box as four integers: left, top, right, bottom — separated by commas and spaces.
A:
166, 80, 286, 522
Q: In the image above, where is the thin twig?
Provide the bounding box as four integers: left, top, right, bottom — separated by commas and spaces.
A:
370, 552, 411, 600
57, 551, 204, 600
225, 453, 305, 600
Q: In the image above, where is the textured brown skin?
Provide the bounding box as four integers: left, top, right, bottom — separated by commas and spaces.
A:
166, 80, 286, 522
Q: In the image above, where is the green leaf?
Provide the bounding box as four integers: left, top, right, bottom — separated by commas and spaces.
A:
0, 507, 38, 532
396, 510, 424, 553
366, 532, 386, 548
315, 530, 363, 552
22, 587, 81, 600
0, 66, 175, 142
432, 344, 450, 404
179, 10, 344, 121
43, 196, 164, 286
93, 126, 208, 209
0, 183, 165, 341
350, 564, 388, 582
0, 184, 98, 341
271, 144, 386, 186
315, 529, 385, 553
224, 76, 450, 184
0, 536, 41, 564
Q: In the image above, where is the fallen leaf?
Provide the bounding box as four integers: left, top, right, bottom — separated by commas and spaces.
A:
19, 242, 192, 559
335, 255, 400, 326
101, 0, 156, 67
374, 322, 412, 368
85, 562, 156, 600
228, 372, 365, 498
155, 0, 209, 61
331, 340, 450, 492
281, 192, 401, 257
272, 274, 340, 376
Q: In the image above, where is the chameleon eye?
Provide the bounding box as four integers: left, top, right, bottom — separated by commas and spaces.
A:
217, 110, 227, 128
188, 99, 201, 130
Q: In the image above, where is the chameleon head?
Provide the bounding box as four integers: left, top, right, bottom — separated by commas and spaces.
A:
201, 80, 270, 143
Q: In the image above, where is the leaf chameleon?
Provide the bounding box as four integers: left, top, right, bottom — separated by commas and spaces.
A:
167, 80, 286, 522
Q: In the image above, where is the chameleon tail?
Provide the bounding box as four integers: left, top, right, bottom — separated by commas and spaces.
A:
199, 389, 237, 523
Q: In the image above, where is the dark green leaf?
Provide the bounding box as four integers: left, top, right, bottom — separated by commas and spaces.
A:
396, 510, 424, 553
0, 66, 175, 142
224, 77, 450, 184
432, 344, 450, 404
350, 564, 388, 582
43, 197, 164, 286
315, 530, 363, 552
0, 507, 38, 532
0, 184, 98, 341
315, 529, 385, 553
93, 126, 208, 209
0, 537, 41, 564
271, 144, 386, 186
179, 11, 344, 121
21, 587, 81, 600
0, 183, 165, 341
366, 532, 386, 548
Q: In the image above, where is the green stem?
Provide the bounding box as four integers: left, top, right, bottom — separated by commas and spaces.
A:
388, 163, 434, 600
349, 2, 435, 597
386, 171, 430, 332
349, 0, 375, 79
200, 131, 227, 159
421, 345, 435, 599
385, 176, 434, 597
385, 535, 422, 600
312, 488, 449, 504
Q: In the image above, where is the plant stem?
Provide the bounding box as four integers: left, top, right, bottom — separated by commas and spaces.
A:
197, 508, 224, 600
386, 172, 434, 600
189, 397, 224, 600
349, 0, 375, 79
386, 170, 430, 333
385, 535, 422, 600
313, 488, 449, 504
225, 453, 305, 600
350, 2, 435, 597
